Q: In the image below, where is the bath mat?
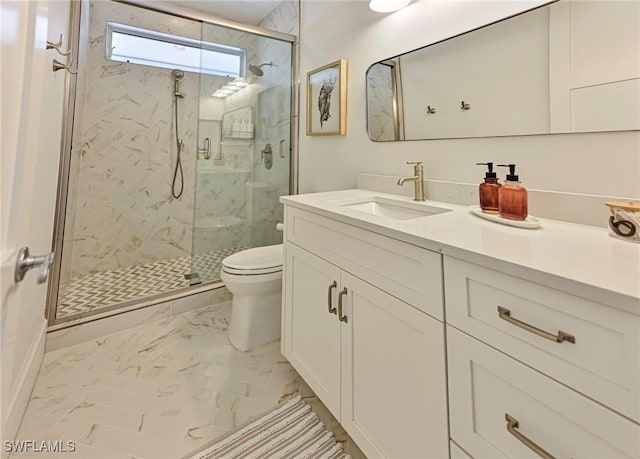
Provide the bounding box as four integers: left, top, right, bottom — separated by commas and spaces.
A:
185, 395, 347, 459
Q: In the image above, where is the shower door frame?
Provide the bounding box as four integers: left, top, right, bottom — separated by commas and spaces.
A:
46, 0, 300, 326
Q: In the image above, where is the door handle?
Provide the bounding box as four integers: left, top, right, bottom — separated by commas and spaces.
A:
327, 281, 337, 315
338, 287, 348, 323
14, 247, 54, 284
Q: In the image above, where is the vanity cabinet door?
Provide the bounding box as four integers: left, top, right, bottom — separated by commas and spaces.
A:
340, 272, 449, 459
282, 243, 342, 418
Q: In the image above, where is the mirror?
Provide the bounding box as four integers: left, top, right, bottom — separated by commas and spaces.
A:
366, 0, 640, 141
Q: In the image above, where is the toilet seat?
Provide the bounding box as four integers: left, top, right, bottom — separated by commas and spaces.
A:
222, 244, 282, 276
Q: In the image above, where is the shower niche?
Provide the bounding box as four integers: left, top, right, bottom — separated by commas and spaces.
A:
52, 0, 294, 323
222, 105, 254, 140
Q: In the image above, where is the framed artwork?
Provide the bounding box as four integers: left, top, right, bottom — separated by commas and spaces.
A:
306, 59, 347, 136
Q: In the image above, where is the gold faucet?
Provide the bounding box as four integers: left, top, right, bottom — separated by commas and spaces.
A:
397, 161, 425, 201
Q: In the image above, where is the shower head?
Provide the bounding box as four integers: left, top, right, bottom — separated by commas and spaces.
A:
248, 62, 273, 77
171, 69, 184, 80
171, 69, 185, 98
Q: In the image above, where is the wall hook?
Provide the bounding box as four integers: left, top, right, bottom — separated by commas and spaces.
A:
460, 101, 471, 111
426, 106, 436, 115
46, 34, 71, 56
52, 58, 78, 74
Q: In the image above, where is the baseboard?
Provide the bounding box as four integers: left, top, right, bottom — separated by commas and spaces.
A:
2, 319, 46, 450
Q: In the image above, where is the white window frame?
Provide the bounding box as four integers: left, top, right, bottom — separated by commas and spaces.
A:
105, 22, 246, 77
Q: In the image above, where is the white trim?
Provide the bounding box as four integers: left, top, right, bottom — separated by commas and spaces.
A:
2, 319, 46, 448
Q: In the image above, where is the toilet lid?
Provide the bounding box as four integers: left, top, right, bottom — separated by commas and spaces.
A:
222, 244, 282, 275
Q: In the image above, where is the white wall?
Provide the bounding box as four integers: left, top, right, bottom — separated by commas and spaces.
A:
298, 0, 640, 226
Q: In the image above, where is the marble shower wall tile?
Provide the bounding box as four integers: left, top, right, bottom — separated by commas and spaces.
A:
259, 0, 300, 36
65, 1, 201, 277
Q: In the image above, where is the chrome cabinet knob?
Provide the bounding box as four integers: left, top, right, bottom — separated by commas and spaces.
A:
14, 247, 55, 284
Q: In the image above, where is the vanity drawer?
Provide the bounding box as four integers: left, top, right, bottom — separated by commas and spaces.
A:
286, 207, 444, 320
448, 326, 640, 458
444, 256, 640, 422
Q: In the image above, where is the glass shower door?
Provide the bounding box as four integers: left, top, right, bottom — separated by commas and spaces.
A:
191, 24, 293, 285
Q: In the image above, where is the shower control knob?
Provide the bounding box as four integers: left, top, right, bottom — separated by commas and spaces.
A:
261, 143, 273, 170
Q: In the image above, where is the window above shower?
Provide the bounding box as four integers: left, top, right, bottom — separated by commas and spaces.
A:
106, 22, 246, 77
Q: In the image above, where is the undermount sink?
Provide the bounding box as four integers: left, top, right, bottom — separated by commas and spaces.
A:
341, 197, 450, 221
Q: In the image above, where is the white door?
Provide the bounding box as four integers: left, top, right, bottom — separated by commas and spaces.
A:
1, 0, 70, 444
340, 272, 450, 459
282, 243, 342, 418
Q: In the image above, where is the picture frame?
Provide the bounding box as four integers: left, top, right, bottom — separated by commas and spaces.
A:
306, 59, 347, 136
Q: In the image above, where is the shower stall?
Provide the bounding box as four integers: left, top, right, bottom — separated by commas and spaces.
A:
47, 0, 297, 325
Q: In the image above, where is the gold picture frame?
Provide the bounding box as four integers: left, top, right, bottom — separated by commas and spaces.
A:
306, 59, 347, 136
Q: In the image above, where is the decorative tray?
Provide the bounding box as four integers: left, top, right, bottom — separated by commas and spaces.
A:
469, 205, 541, 229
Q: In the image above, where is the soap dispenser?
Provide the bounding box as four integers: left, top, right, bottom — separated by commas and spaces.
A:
497, 164, 528, 220
476, 162, 501, 213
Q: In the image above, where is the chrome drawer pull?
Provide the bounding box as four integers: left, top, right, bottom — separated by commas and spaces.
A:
505, 414, 555, 459
497, 306, 576, 344
338, 287, 348, 323
327, 281, 337, 315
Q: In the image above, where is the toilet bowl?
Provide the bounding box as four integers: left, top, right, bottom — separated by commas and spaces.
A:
220, 244, 283, 351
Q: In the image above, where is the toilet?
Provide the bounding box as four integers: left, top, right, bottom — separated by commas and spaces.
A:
220, 244, 283, 351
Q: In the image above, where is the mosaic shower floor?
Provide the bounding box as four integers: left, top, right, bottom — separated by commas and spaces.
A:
57, 247, 247, 319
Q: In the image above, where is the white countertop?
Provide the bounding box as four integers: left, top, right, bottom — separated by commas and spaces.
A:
281, 189, 640, 311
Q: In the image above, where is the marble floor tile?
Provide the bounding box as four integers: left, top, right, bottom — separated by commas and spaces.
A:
11, 304, 309, 459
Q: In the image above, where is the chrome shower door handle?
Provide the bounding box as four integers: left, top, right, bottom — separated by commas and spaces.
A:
338, 287, 348, 323
14, 247, 55, 284
327, 281, 337, 315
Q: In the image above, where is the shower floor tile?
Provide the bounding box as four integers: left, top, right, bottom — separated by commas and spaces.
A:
57, 247, 247, 319
12, 304, 310, 459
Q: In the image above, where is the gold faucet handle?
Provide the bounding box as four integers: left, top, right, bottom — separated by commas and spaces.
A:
407, 161, 424, 173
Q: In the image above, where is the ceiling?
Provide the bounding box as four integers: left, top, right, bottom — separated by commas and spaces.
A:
159, 0, 285, 26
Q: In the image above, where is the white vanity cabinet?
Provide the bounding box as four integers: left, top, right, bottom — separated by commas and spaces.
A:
281, 189, 640, 459
444, 256, 640, 458
282, 207, 449, 459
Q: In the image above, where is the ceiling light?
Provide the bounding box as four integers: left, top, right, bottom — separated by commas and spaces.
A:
369, 0, 410, 13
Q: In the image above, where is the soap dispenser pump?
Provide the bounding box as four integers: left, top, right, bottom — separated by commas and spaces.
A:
476, 162, 501, 213
497, 164, 528, 220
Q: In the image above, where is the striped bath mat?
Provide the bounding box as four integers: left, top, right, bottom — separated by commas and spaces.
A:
186, 395, 347, 459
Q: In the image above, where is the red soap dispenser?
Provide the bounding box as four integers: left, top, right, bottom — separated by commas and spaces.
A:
476, 162, 501, 213
497, 164, 528, 220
